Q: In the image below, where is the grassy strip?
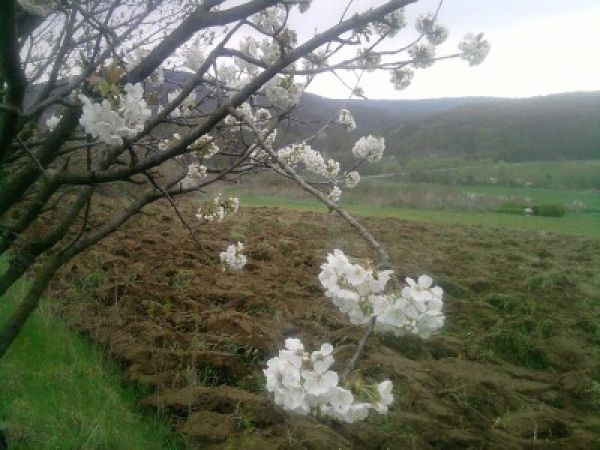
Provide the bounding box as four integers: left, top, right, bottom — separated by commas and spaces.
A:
0, 258, 184, 450
239, 194, 600, 238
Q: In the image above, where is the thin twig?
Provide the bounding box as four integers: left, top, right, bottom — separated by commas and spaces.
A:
143, 171, 206, 253
16, 136, 48, 179
340, 316, 376, 382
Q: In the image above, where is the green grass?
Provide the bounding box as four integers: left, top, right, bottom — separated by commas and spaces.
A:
0, 259, 184, 450
240, 194, 600, 238
356, 178, 600, 210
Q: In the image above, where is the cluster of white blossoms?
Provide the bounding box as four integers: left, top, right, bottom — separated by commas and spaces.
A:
265, 76, 305, 109
189, 134, 220, 159
415, 13, 449, 46
357, 49, 382, 72
319, 250, 393, 325
372, 9, 407, 38
338, 109, 357, 132
224, 102, 256, 130
187, 163, 207, 180
344, 171, 361, 189
375, 275, 445, 339
277, 142, 340, 180
319, 250, 445, 338
196, 194, 240, 223
328, 186, 342, 203
79, 83, 150, 145
180, 163, 207, 189
390, 67, 414, 90
459, 33, 491, 66
166, 90, 197, 118
408, 43, 436, 69
220, 242, 247, 271
183, 46, 205, 72
264, 338, 393, 423
252, 5, 286, 34
352, 135, 385, 162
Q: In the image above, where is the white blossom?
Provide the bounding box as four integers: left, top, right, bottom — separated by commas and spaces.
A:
260, 38, 281, 65
224, 102, 255, 129
357, 49, 381, 71
373, 380, 394, 414
264, 339, 393, 422
390, 67, 414, 90
190, 135, 219, 159
183, 46, 205, 72
168, 89, 196, 118
125, 47, 148, 72
328, 186, 342, 203
196, 194, 239, 222
187, 163, 207, 180
302, 369, 338, 396
236, 36, 261, 74
426, 23, 449, 45
278, 142, 309, 168
408, 43, 435, 69
324, 159, 340, 178
265, 77, 304, 109
344, 171, 361, 189
338, 109, 357, 131
373, 9, 406, 37
252, 5, 286, 34
78, 83, 150, 145
459, 33, 491, 66
415, 13, 435, 34
319, 250, 444, 338
352, 135, 385, 162
318, 250, 394, 325
375, 275, 445, 339
220, 242, 247, 271
120, 83, 151, 130
302, 147, 326, 176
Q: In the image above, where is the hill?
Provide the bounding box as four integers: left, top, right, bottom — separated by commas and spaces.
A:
383, 92, 600, 161
133, 70, 600, 163
297, 91, 600, 163
31, 71, 600, 163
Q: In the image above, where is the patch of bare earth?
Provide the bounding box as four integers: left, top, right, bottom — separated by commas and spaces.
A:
51, 201, 600, 449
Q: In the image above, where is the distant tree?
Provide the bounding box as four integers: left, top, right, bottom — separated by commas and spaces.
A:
0, 0, 489, 420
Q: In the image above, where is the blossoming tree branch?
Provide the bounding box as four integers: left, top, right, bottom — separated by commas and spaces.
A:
0, 0, 489, 423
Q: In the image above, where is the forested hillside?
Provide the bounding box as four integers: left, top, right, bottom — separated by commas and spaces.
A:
296, 91, 600, 162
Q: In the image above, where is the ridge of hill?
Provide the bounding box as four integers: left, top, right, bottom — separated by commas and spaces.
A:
297, 91, 600, 162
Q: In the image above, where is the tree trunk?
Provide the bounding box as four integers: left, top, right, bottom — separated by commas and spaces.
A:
0, 254, 62, 359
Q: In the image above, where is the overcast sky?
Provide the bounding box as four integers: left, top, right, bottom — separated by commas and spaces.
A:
287, 0, 600, 99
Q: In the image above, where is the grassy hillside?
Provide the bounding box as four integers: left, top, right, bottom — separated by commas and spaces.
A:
0, 258, 183, 450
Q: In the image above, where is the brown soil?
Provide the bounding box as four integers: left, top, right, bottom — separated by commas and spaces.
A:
51, 202, 600, 449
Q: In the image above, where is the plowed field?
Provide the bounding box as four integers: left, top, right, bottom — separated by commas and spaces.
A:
51, 202, 600, 449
